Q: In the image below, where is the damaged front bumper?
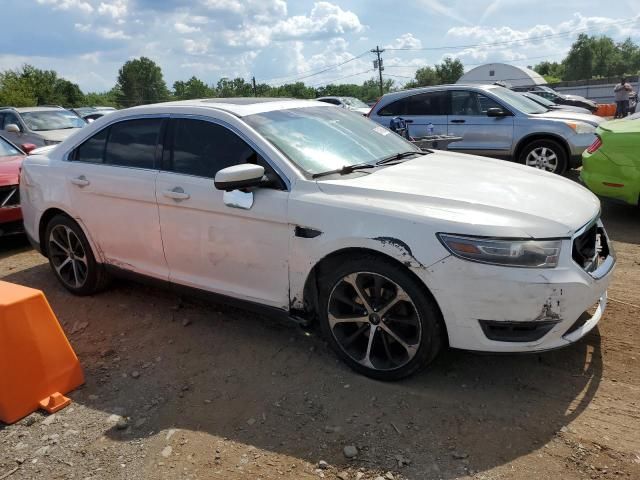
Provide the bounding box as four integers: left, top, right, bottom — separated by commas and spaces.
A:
421, 222, 615, 353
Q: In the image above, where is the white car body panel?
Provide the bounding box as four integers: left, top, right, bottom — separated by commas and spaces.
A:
20, 99, 614, 355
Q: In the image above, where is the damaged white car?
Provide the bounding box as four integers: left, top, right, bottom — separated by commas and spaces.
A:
20, 98, 615, 380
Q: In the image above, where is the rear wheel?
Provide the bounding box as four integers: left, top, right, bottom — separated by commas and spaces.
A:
45, 215, 109, 295
519, 139, 568, 174
318, 254, 444, 381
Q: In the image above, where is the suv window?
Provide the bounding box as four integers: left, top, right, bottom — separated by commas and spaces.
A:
378, 91, 448, 116
74, 128, 108, 163
168, 119, 285, 189
0, 112, 22, 130
451, 91, 504, 115
318, 98, 341, 105
104, 118, 163, 169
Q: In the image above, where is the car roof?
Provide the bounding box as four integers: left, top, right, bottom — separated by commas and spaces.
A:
377, 84, 496, 102
12, 106, 66, 113
125, 98, 333, 117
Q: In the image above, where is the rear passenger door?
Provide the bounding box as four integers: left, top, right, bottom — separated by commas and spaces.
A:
65, 117, 168, 280
446, 90, 514, 158
156, 117, 290, 309
373, 91, 449, 137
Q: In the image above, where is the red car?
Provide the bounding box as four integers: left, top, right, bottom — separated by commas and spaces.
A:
0, 136, 34, 236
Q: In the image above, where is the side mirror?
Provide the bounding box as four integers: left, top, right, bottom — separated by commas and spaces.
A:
5, 123, 21, 134
214, 164, 265, 192
486, 108, 507, 117
20, 143, 37, 154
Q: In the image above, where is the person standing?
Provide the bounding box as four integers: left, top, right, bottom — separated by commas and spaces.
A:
613, 78, 632, 118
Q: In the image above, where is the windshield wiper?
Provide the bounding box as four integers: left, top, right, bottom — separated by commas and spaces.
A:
376, 150, 424, 165
312, 162, 376, 179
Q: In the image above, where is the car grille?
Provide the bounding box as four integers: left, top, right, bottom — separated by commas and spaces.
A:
0, 185, 19, 208
572, 220, 609, 273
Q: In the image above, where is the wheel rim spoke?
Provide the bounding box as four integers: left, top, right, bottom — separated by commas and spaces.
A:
49, 225, 88, 288
328, 271, 422, 372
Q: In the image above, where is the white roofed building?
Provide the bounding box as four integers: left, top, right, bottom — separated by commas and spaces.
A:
457, 63, 546, 87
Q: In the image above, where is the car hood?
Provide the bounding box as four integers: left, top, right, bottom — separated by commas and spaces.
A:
315, 151, 600, 238
563, 94, 595, 105
37, 128, 83, 143
550, 105, 592, 115
535, 109, 603, 126
0, 156, 24, 186
350, 107, 372, 115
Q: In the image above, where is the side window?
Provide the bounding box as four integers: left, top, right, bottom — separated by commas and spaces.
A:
477, 94, 503, 114
104, 118, 163, 169
74, 128, 108, 163
170, 119, 285, 189
1, 112, 21, 130
377, 98, 407, 116
451, 91, 481, 116
406, 91, 448, 115
319, 99, 340, 105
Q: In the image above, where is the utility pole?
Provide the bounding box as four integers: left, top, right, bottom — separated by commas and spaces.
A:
252, 76, 257, 97
371, 46, 385, 96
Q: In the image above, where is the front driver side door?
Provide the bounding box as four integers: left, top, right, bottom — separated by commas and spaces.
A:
156, 117, 290, 309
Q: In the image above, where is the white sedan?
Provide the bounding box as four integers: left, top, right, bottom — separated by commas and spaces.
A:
20, 98, 615, 380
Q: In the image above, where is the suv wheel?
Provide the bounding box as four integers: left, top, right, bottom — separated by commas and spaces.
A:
45, 214, 109, 295
519, 139, 567, 174
318, 255, 444, 380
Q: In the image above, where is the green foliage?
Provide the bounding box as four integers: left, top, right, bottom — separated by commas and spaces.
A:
0, 64, 85, 107
435, 57, 464, 84
173, 76, 213, 100
404, 66, 439, 89
115, 57, 169, 107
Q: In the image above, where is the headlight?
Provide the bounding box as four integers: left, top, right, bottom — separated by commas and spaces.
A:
437, 234, 562, 268
564, 121, 596, 134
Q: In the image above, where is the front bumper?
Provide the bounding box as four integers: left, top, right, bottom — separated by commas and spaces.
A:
421, 222, 614, 353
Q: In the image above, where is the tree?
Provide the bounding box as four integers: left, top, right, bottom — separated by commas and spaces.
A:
405, 66, 439, 88
563, 34, 594, 81
0, 69, 36, 106
173, 76, 212, 99
435, 57, 464, 84
115, 57, 169, 107
53, 79, 85, 107
83, 88, 119, 107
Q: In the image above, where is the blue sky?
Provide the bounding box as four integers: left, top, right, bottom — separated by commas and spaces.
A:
2, 0, 639, 92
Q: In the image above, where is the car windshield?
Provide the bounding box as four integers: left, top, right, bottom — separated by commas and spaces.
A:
343, 97, 370, 109
536, 85, 556, 94
21, 110, 86, 131
524, 93, 555, 107
488, 86, 548, 114
244, 106, 421, 175
0, 137, 21, 158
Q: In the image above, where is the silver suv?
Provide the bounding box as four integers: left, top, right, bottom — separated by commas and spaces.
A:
368, 84, 603, 174
0, 106, 86, 148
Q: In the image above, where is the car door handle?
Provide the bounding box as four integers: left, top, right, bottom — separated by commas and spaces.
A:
162, 187, 190, 201
450, 119, 466, 124
70, 176, 90, 187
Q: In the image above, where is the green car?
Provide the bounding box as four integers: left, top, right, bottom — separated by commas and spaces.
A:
581, 116, 640, 206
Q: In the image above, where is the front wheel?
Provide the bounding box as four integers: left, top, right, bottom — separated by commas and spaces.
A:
45, 214, 109, 295
519, 139, 568, 174
318, 255, 444, 381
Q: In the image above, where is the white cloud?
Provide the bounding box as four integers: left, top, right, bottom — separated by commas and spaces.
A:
37, 0, 93, 13
479, 0, 501, 24
175, 22, 201, 34
272, 2, 364, 40
417, 0, 471, 26
96, 27, 130, 40
201, 0, 287, 21
385, 33, 422, 50
183, 38, 211, 55
98, 0, 128, 19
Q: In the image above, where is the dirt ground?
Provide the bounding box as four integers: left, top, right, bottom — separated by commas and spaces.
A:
0, 199, 639, 480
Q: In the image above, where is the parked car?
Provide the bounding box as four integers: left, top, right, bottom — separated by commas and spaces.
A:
581, 118, 640, 205
0, 106, 86, 147
513, 85, 598, 113
316, 96, 371, 115
20, 98, 614, 380
0, 136, 30, 236
521, 92, 593, 114
368, 84, 603, 174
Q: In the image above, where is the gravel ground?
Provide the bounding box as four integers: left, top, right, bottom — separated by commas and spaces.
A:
0, 198, 639, 480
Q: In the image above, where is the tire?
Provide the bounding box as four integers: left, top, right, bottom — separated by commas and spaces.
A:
518, 139, 568, 175
317, 254, 444, 381
44, 214, 109, 295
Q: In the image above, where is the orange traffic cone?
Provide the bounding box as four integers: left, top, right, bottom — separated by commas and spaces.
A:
0, 281, 84, 424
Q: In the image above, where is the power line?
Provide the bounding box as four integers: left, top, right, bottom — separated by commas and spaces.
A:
384, 18, 638, 51
263, 51, 369, 84
309, 69, 374, 88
